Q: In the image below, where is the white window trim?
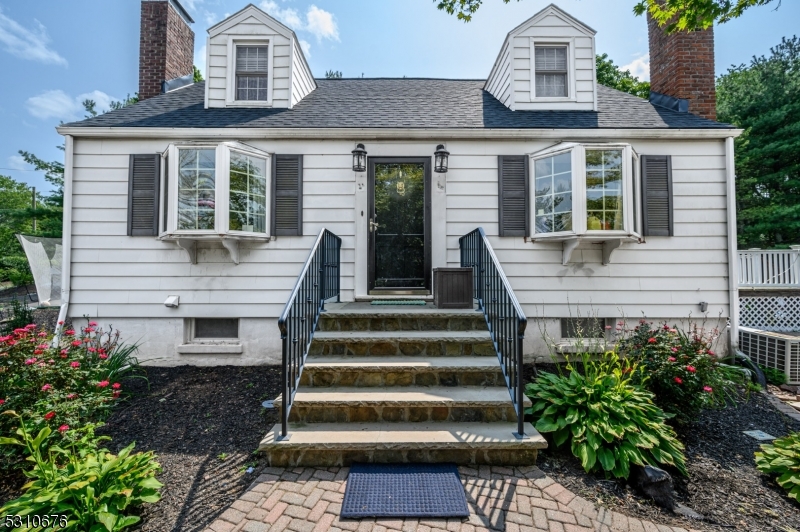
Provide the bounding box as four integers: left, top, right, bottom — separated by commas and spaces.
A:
225, 36, 274, 107
530, 37, 577, 102
529, 142, 641, 242
177, 318, 243, 354
159, 142, 272, 262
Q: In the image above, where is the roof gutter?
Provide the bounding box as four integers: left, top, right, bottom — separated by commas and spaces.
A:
55, 126, 743, 140
54, 135, 73, 342
725, 135, 740, 354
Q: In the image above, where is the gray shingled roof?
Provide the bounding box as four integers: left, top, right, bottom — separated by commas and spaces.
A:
62, 79, 732, 130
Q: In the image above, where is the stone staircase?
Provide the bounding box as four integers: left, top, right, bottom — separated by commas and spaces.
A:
259, 302, 546, 466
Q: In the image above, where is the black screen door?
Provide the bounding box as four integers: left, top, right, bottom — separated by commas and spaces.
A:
368, 158, 431, 293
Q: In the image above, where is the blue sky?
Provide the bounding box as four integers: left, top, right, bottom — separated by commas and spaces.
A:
1, 0, 798, 194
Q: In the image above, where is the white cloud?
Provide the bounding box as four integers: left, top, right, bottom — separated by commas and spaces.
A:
299, 39, 311, 58
203, 10, 218, 27
181, 0, 202, 10
7, 155, 28, 171
194, 43, 206, 76
622, 54, 650, 82
259, 1, 303, 29
305, 5, 338, 42
25, 89, 118, 121
0, 6, 67, 66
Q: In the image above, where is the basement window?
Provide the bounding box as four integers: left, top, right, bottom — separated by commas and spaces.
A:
194, 318, 239, 339
560, 317, 611, 340
178, 318, 243, 355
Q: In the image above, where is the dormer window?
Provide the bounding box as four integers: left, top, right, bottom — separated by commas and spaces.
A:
224, 37, 274, 106
534, 46, 568, 97
236, 46, 269, 101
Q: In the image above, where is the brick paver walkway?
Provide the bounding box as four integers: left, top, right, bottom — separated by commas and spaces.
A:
203, 466, 701, 532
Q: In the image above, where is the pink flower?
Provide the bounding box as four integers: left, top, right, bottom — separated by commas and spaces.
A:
668, 356, 677, 362
0, 399, 5, 406
41, 384, 52, 392
648, 337, 657, 344
88, 321, 98, 327
686, 365, 696, 373
99, 354, 108, 360
37, 343, 49, 349
38, 362, 47, 367
112, 382, 121, 390
70, 361, 80, 368
66, 393, 77, 400
58, 320, 64, 325
6, 340, 16, 346
88, 347, 96, 353
64, 329, 75, 336
71, 340, 81, 347
24, 358, 37, 365
707, 350, 716, 356
60, 349, 68, 356
640, 319, 647, 324
83, 338, 91, 343
25, 324, 37, 329
113, 391, 121, 399
37, 332, 47, 337
674, 377, 683, 385
703, 386, 713, 393
605, 325, 612, 330
670, 347, 678, 353
97, 380, 110, 388
58, 425, 69, 433
34, 349, 43, 355
48, 359, 54, 364
44, 411, 55, 420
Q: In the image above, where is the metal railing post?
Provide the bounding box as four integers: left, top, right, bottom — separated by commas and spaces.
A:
279, 332, 289, 440
319, 239, 327, 312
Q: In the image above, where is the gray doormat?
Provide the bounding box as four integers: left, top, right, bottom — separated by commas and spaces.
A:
341, 463, 470, 518
370, 300, 427, 306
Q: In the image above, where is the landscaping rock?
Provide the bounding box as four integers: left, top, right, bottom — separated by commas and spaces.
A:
630, 464, 675, 510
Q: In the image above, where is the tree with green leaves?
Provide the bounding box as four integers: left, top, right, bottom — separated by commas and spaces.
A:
717, 36, 800, 248
325, 70, 343, 79
435, 0, 777, 32
596, 54, 650, 99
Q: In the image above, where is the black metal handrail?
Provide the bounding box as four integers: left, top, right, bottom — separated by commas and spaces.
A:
459, 227, 529, 439
277, 228, 342, 439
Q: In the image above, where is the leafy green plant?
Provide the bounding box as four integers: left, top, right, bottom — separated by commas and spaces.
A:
0, 411, 162, 531
616, 321, 745, 423
755, 432, 800, 502
526, 351, 687, 479
759, 364, 788, 386
1, 297, 35, 335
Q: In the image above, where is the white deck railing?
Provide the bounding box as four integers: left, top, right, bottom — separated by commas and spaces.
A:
738, 249, 800, 288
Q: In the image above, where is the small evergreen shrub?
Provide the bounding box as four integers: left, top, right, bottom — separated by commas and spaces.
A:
0, 412, 162, 531
616, 321, 744, 423
526, 352, 687, 479
755, 432, 800, 502
759, 364, 788, 386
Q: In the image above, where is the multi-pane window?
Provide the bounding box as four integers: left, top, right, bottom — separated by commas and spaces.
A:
236, 46, 269, 101
178, 149, 216, 230
586, 150, 624, 231
534, 152, 572, 233
229, 152, 267, 233
531, 144, 637, 237
535, 46, 568, 98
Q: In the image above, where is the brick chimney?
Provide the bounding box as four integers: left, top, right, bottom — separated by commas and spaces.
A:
647, 14, 716, 121
139, 0, 195, 101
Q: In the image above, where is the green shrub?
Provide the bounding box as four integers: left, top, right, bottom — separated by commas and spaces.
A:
526, 351, 687, 479
0, 321, 141, 468
616, 321, 744, 423
759, 364, 788, 386
0, 412, 162, 531
1, 297, 35, 335
755, 432, 800, 502
0, 255, 33, 287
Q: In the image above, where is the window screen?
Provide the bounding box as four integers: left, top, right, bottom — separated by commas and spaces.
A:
560, 318, 608, 339
194, 318, 239, 339
236, 46, 269, 101
535, 46, 568, 98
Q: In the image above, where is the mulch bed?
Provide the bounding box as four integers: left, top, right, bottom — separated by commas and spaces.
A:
537, 390, 800, 531
97, 366, 282, 532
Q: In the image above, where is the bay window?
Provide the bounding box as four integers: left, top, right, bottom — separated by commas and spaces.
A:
162, 142, 272, 240
531, 143, 640, 240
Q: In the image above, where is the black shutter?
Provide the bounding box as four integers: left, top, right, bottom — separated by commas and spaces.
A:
127, 154, 160, 236
498, 155, 529, 237
641, 155, 674, 237
272, 155, 303, 236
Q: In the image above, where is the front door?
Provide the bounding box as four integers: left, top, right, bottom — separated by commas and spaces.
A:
368, 158, 431, 294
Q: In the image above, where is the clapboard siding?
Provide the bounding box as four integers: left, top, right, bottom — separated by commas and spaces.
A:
291, 40, 316, 106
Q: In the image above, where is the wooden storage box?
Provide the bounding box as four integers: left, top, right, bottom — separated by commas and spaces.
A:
433, 267, 474, 309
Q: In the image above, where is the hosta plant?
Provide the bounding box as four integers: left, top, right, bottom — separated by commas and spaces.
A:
755, 432, 800, 502
526, 351, 687, 479
0, 411, 162, 532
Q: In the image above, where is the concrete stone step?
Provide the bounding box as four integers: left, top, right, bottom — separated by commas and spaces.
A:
299, 356, 505, 387
276, 386, 529, 424
308, 330, 496, 357
259, 422, 548, 467
317, 310, 486, 333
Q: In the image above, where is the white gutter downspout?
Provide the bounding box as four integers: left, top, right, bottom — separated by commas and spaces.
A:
725, 136, 739, 353
54, 135, 73, 342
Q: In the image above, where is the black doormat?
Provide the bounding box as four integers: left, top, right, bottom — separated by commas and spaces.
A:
341, 463, 470, 518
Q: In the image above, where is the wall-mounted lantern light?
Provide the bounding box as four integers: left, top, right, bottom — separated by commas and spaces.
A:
434, 144, 450, 173
352, 143, 367, 173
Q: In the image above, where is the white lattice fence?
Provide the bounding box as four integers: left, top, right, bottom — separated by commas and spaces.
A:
740, 296, 800, 332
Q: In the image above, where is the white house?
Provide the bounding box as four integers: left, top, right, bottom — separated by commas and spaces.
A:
55, 1, 741, 367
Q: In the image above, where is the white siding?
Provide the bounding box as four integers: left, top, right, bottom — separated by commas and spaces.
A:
68, 137, 731, 364
485, 38, 512, 109
291, 41, 316, 107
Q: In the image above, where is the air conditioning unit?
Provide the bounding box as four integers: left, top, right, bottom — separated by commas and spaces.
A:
739, 327, 800, 385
